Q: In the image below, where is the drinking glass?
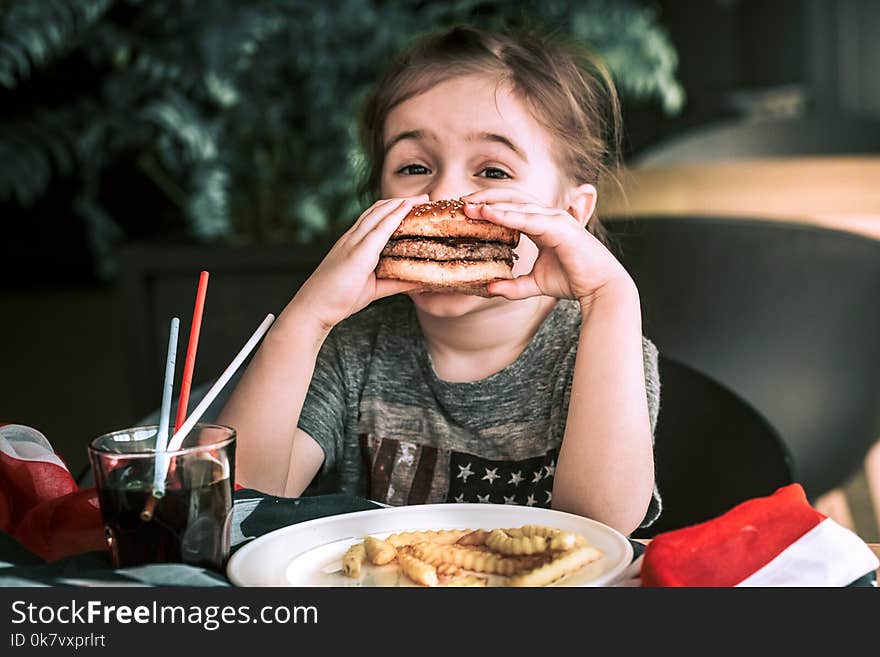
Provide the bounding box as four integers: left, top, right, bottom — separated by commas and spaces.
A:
88, 423, 235, 571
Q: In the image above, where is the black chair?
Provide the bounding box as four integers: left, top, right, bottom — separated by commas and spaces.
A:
633, 354, 794, 539
604, 216, 880, 504
632, 113, 880, 166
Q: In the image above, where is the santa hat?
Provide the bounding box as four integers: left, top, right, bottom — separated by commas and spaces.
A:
641, 483, 878, 586
0, 424, 105, 561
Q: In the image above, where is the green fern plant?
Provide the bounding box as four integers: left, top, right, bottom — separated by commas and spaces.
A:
1, 0, 683, 278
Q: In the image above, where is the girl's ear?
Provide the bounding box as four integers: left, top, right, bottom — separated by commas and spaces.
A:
565, 183, 598, 228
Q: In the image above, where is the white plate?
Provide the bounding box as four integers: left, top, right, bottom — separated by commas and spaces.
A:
227, 503, 633, 587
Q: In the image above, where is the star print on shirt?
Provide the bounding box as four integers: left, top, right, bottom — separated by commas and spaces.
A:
544, 490, 553, 504
544, 461, 556, 478
482, 467, 499, 484
445, 449, 559, 509
457, 462, 474, 482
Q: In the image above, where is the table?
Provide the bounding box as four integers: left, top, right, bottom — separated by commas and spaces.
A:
599, 156, 880, 241
1, 493, 877, 586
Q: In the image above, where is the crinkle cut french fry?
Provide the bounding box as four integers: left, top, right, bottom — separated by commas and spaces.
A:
506, 525, 587, 549
364, 536, 397, 565
340, 525, 601, 586
549, 531, 581, 551
436, 563, 462, 578
396, 547, 439, 586
385, 529, 471, 548
506, 545, 603, 587
412, 541, 546, 576
342, 543, 366, 578
456, 529, 491, 546
486, 529, 548, 555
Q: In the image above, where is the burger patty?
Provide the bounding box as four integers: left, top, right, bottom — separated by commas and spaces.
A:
381, 238, 516, 263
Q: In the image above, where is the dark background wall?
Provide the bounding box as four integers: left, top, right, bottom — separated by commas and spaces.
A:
624, 0, 880, 154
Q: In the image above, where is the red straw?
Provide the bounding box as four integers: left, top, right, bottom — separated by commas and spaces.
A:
174, 271, 209, 433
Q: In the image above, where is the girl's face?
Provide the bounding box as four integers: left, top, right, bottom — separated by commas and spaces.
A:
380, 74, 569, 318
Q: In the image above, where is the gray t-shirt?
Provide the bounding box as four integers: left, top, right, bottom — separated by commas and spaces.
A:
298, 295, 662, 527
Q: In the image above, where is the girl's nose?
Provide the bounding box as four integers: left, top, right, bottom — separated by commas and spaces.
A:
428, 171, 477, 201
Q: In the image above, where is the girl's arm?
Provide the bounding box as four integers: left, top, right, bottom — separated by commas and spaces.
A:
552, 279, 655, 534
216, 301, 329, 496
459, 188, 656, 534
217, 195, 427, 496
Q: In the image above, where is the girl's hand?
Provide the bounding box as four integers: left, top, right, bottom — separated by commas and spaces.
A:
291, 194, 429, 331
461, 189, 633, 305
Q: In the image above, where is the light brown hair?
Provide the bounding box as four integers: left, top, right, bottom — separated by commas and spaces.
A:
358, 25, 624, 244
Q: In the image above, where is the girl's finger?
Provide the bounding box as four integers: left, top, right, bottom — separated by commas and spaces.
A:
346, 197, 400, 236
475, 205, 577, 247
463, 201, 557, 219
486, 275, 543, 300
355, 197, 426, 255
349, 194, 429, 242
347, 198, 408, 243
461, 188, 543, 206
373, 278, 422, 300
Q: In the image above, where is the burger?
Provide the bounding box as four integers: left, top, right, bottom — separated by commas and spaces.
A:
376, 199, 520, 296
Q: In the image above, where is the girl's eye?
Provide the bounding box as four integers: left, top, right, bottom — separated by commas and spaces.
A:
397, 164, 431, 175
478, 167, 511, 180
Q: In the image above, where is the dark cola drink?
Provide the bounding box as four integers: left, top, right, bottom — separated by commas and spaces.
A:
97, 456, 234, 571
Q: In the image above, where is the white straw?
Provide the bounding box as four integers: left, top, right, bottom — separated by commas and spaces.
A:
162, 313, 275, 459
152, 317, 180, 496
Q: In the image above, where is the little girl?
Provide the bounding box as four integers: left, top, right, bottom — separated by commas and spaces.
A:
218, 26, 661, 536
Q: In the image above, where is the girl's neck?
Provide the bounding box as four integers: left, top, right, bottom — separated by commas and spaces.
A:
415, 296, 558, 382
